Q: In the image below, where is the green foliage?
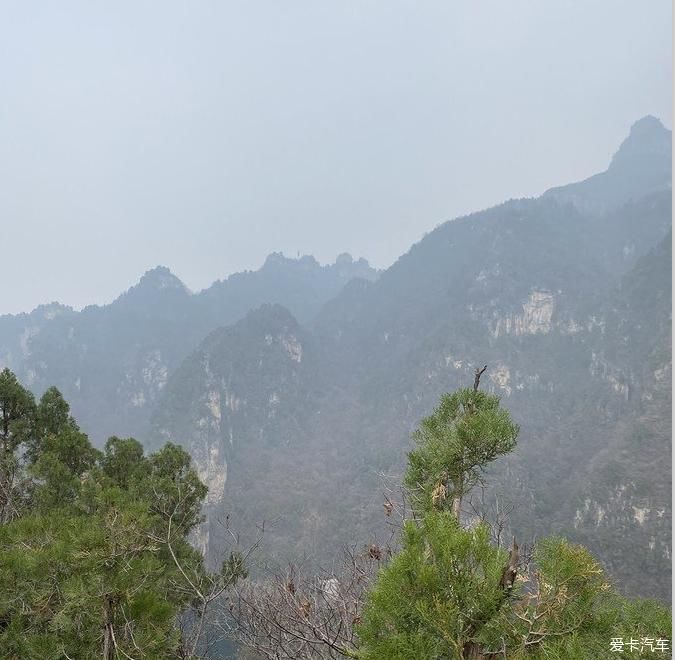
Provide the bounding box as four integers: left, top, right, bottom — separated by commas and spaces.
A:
140, 442, 208, 535
37, 386, 77, 436
359, 388, 671, 659
101, 435, 148, 488
358, 512, 506, 659
405, 388, 518, 515
0, 367, 37, 452
0, 508, 183, 658
0, 368, 37, 523
221, 550, 249, 584
0, 369, 228, 658
482, 538, 672, 659
29, 426, 101, 511
359, 519, 671, 659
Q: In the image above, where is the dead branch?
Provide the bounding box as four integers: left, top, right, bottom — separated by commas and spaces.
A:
229, 543, 388, 659
473, 365, 488, 392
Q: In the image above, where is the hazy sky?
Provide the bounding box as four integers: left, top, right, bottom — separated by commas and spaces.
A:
0, 1, 671, 315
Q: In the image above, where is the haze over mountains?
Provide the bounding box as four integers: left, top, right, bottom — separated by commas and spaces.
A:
0, 254, 376, 442
0, 116, 671, 601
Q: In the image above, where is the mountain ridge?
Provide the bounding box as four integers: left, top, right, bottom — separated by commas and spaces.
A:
0, 116, 670, 601
148, 117, 671, 599
0, 253, 377, 444
543, 115, 671, 214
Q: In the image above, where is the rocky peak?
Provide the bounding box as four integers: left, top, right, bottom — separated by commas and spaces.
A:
262, 252, 319, 270
260, 251, 376, 280
543, 115, 671, 213
31, 302, 74, 320
113, 266, 189, 308
332, 253, 378, 282
609, 115, 671, 172
137, 266, 187, 292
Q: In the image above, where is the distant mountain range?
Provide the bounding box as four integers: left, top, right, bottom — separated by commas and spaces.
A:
0, 253, 376, 443
1, 116, 670, 601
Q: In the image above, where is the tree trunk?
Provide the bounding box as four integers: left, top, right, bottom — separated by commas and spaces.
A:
103, 595, 115, 660
452, 474, 463, 523
462, 640, 484, 658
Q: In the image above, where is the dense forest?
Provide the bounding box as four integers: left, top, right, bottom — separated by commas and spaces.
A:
0, 367, 670, 658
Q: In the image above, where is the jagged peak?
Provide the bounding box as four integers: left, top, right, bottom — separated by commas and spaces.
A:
332, 254, 378, 283
115, 266, 189, 305
609, 115, 671, 170
137, 266, 186, 290
263, 252, 289, 267
541, 115, 671, 213
628, 115, 668, 137
262, 252, 320, 269
30, 301, 74, 319
334, 252, 375, 268
261, 251, 375, 272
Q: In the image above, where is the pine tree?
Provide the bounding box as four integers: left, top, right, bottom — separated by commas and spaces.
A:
404, 367, 518, 522
358, 369, 671, 659
0, 369, 245, 658
0, 368, 37, 523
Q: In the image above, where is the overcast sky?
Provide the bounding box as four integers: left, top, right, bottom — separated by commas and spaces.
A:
0, 1, 671, 315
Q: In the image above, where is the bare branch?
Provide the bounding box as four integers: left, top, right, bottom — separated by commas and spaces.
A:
473, 364, 488, 392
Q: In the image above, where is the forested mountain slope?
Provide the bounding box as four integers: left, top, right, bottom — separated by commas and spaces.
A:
0, 254, 375, 443
0, 117, 669, 601
150, 117, 671, 600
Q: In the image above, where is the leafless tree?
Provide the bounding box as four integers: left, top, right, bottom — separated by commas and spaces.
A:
229, 540, 391, 659
227, 366, 534, 659
148, 490, 263, 659
466, 489, 516, 548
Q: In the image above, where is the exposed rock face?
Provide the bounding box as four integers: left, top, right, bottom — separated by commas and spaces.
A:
491, 290, 554, 337
0, 117, 670, 601
610, 115, 672, 173
144, 118, 672, 600
149, 305, 316, 562
0, 255, 376, 444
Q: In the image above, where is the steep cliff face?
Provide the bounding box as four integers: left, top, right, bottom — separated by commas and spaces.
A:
0, 255, 376, 444
150, 117, 671, 599
1, 117, 670, 600
562, 235, 671, 598
150, 304, 318, 559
